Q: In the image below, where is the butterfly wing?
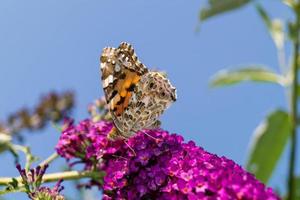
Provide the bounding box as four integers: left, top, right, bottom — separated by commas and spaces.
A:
100, 42, 148, 135
100, 42, 176, 138
130, 71, 177, 132
115, 71, 176, 137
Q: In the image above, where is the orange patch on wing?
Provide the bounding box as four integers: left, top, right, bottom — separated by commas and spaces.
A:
120, 72, 140, 96
123, 92, 132, 109
114, 91, 132, 116
116, 103, 123, 116
110, 71, 141, 116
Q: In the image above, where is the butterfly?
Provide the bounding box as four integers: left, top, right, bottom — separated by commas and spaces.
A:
100, 42, 176, 139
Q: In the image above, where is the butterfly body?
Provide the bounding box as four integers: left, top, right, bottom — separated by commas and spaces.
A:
100, 42, 176, 139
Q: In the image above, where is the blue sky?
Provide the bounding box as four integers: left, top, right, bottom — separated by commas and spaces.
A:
0, 1, 294, 199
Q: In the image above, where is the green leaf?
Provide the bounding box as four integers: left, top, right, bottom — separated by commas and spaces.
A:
0, 133, 11, 154
282, 0, 297, 9
200, 0, 252, 21
297, 85, 300, 98
246, 110, 291, 183
256, 4, 272, 28
284, 176, 300, 200
210, 67, 287, 87
256, 4, 284, 49
288, 22, 298, 42
296, 176, 300, 200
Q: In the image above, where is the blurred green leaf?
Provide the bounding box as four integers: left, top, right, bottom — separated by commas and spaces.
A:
297, 85, 300, 97
246, 110, 291, 183
282, 0, 297, 9
284, 176, 300, 200
288, 22, 298, 42
200, 0, 252, 21
296, 176, 300, 200
210, 67, 286, 87
256, 4, 284, 49
0, 133, 11, 154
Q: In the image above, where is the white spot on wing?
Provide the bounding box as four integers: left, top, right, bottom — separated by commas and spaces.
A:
131, 93, 137, 102
100, 63, 106, 69
143, 96, 150, 106
115, 64, 121, 72
123, 61, 131, 67
103, 75, 114, 88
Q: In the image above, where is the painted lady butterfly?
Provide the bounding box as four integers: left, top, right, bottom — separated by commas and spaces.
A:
100, 42, 176, 139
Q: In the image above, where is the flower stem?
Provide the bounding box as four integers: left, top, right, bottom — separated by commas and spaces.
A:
39, 152, 59, 167
11, 144, 36, 171
0, 170, 104, 186
287, 5, 300, 200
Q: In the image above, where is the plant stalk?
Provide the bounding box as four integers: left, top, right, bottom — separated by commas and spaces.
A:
0, 170, 104, 186
287, 7, 300, 200
11, 144, 35, 171
39, 152, 59, 167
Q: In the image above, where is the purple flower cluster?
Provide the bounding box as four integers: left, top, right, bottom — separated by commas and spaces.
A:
56, 119, 280, 200
33, 180, 65, 200
16, 164, 65, 200
56, 119, 114, 171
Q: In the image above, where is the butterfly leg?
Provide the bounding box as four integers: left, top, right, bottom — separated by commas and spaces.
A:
122, 139, 136, 157
112, 154, 128, 160
107, 127, 136, 156
142, 131, 158, 140
140, 120, 162, 141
